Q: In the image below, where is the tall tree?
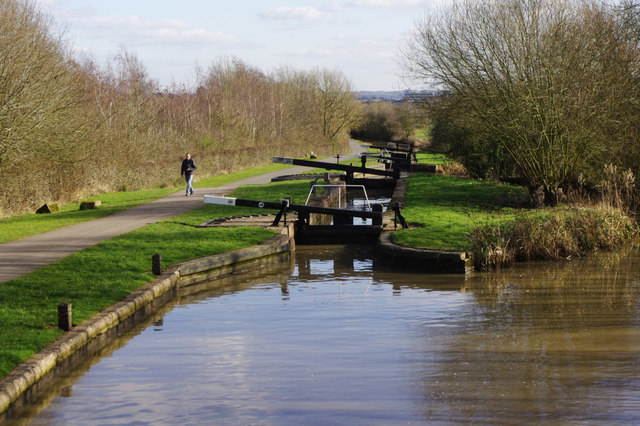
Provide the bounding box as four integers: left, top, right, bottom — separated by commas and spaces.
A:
404, 0, 640, 202
313, 69, 359, 140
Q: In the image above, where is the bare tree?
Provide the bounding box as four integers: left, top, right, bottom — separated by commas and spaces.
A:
404, 0, 640, 202
0, 0, 91, 166
312, 69, 359, 141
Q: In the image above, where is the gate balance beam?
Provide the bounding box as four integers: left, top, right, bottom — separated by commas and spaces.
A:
272, 157, 400, 179
203, 195, 383, 226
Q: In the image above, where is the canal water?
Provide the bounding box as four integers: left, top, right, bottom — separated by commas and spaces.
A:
7, 245, 640, 425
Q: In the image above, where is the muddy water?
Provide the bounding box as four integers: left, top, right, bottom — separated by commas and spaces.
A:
8, 246, 640, 425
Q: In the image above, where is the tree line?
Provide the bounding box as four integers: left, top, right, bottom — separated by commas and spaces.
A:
0, 0, 358, 217
404, 0, 640, 207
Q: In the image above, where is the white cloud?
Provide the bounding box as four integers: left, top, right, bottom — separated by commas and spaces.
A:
259, 7, 330, 21
66, 14, 244, 47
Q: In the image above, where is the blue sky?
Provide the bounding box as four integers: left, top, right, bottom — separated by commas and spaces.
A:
36, 0, 450, 91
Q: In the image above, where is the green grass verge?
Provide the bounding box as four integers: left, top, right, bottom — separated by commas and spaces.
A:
392, 174, 530, 251
415, 151, 452, 166
0, 163, 298, 245
193, 163, 293, 188
0, 179, 314, 379
0, 188, 176, 244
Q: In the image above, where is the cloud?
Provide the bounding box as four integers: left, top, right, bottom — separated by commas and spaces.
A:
49, 6, 246, 49
85, 15, 241, 46
341, 0, 425, 8
258, 7, 330, 21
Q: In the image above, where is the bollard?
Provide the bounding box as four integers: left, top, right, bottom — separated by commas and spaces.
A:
372, 204, 383, 226
58, 302, 72, 331
152, 253, 162, 275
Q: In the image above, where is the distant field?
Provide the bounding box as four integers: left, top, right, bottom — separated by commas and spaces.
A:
414, 129, 430, 141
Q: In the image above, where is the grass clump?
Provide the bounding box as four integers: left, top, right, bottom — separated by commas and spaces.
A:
0, 179, 314, 379
470, 206, 638, 270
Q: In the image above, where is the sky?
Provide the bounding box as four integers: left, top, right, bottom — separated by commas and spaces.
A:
35, 0, 451, 91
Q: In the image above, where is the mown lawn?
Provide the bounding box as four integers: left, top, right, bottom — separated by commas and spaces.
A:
0, 179, 313, 379
393, 174, 530, 250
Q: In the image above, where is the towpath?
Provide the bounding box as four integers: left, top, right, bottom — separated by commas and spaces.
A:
0, 141, 365, 284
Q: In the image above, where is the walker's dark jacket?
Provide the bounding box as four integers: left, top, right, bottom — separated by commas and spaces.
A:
181, 158, 196, 176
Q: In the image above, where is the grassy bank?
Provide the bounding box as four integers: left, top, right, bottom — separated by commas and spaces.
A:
394, 173, 638, 270
470, 205, 638, 270
0, 163, 294, 245
0, 179, 312, 379
393, 174, 529, 250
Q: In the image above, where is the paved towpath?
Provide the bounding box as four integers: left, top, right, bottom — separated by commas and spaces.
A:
0, 142, 366, 284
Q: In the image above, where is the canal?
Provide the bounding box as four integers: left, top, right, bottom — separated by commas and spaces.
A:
7, 245, 640, 424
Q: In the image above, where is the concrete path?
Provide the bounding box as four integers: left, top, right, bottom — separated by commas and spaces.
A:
0, 142, 366, 283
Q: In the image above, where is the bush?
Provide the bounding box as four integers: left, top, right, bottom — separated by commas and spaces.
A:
471, 206, 638, 271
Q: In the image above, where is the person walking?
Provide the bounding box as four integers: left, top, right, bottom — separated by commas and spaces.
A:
181, 153, 197, 196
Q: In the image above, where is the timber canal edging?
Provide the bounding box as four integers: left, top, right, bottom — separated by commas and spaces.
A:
0, 229, 294, 420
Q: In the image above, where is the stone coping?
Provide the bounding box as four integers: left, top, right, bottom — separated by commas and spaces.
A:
0, 232, 294, 418
377, 232, 471, 274
378, 174, 472, 273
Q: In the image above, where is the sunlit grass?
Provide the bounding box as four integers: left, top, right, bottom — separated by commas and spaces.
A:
415, 151, 452, 166
0, 163, 299, 244
392, 174, 530, 250
0, 188, 177, 244
0, 180, 313, 378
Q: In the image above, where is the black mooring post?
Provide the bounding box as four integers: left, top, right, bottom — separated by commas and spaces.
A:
372, 204, 383, 226
152, 253, 162, 275
58, 302, 72, 331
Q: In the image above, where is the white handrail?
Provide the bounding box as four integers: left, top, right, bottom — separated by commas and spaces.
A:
305, 184, 370, 210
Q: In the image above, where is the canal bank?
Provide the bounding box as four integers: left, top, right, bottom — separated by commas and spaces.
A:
377, 175, 472, 273
0, 169, 472, 418
0, 229, 294, 420
9, 244, 640, 424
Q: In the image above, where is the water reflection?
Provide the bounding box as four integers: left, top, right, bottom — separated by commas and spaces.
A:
419, 247, 640, 423
6, 246, 640, 424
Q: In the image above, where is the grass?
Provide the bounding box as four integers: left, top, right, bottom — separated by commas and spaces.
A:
469, 205, 638, 270
193, 163, 293, 187
0, 179, 314, 379
392, 174, 530, 251
0, 188, 176, 244
414, 127, 431, 142
394, 173, 638, 270
0, 163, 297, 245
415, 151, 452, 166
